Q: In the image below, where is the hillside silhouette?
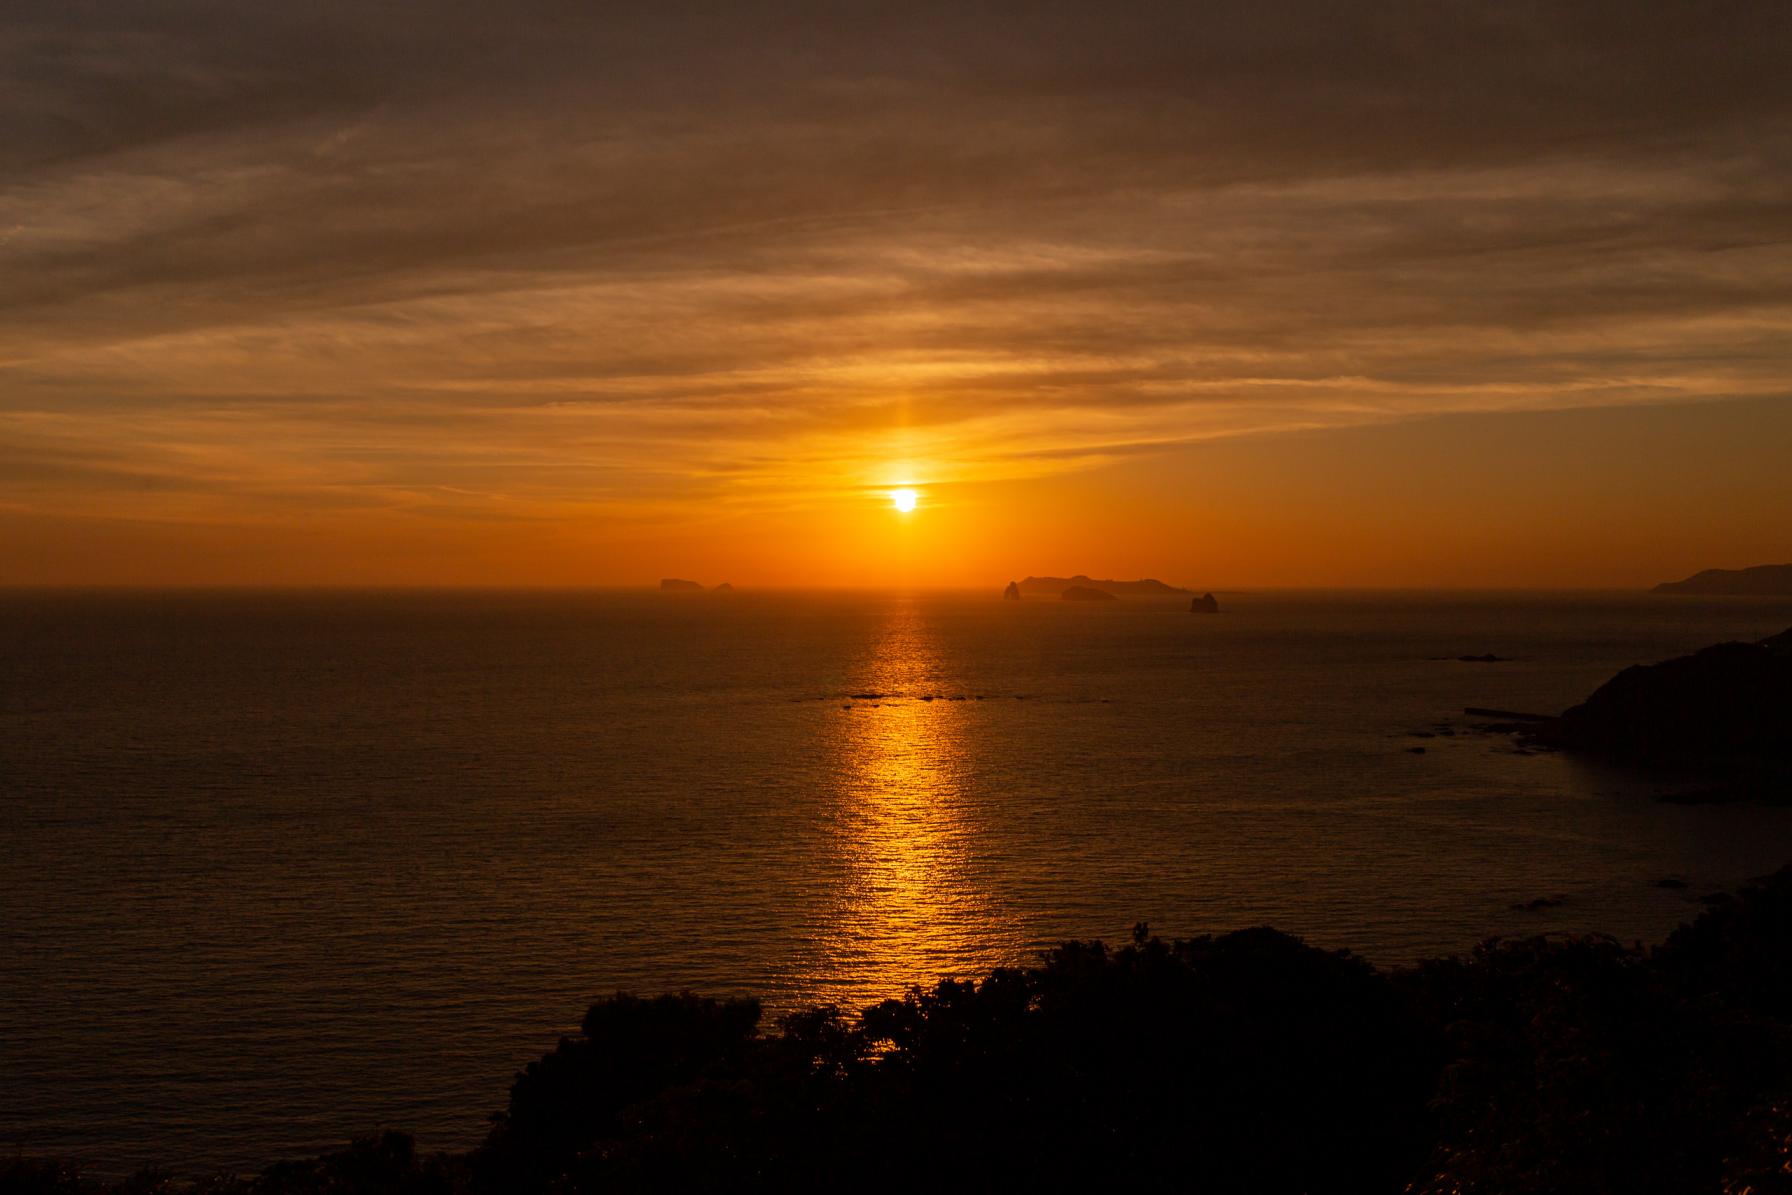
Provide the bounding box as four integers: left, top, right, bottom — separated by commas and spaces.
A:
1548, 626, 1792, 764
18, 871, 1792, 1192
1654, 563, 1792, 595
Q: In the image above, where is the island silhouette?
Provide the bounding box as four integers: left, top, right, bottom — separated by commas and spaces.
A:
1653, 563, 1792, 595
1019, 575, 1190, 597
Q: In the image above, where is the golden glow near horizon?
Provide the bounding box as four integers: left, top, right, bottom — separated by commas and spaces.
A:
2, 5, 1789, 587
891, 489, 919, 514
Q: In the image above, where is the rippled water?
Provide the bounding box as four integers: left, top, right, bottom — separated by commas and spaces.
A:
4, 588, 1792, 1174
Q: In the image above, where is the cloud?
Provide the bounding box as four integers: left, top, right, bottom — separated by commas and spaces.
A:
1, 1, 1788, 546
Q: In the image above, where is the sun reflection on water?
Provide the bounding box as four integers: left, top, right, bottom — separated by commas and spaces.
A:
795, 600, 1017, 1011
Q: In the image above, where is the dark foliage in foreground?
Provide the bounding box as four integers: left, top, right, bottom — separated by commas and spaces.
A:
473, 926, 1430, 1193
21, 871, 1792, 1194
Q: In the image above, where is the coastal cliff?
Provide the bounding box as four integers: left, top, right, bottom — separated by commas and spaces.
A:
1549, 627, 1792, 762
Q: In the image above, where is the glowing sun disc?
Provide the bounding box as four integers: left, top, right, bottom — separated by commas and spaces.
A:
891, 488, 919, 513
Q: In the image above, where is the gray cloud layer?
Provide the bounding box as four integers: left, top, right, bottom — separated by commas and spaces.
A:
2, 1, 1789, 530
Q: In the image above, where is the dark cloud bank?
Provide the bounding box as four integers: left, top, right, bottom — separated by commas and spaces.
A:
1, 1, 1788, 536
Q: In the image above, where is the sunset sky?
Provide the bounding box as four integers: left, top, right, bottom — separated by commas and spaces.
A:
3, 1, 1789, 587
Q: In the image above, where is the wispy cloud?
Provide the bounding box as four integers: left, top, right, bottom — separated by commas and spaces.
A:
2, 1, 1788, 572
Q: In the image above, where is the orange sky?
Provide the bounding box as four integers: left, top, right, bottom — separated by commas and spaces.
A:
2, 2, 1789, 588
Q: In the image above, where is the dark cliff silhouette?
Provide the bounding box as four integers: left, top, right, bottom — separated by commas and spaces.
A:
658, 578, 704, 591
1002, 580, 1020, 600
1549, 627, 1792, 762
1190, 591, 1219, 613
24, 870, 1792, 1193
1653, 563, 1792, 595
1060, 585, 1117, 601
1019, 575, 1188, 597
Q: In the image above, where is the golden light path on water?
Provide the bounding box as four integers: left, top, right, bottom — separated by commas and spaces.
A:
796, 599, 1022, 1011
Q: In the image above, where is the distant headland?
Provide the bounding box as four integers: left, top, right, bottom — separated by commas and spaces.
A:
1018, 575, 1190, 598
659, 578, 733, 592
1653, 563, 1792, 595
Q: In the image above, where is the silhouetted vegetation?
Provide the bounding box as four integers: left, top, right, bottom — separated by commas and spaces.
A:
22, 871, 1792, 1193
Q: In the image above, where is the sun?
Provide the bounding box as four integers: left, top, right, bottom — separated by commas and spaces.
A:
890, 488, 919, 513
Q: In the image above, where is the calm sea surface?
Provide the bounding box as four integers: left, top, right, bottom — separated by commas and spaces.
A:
5, 588, 1792, 1173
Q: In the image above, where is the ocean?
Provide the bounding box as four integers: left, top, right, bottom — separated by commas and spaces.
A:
4, 588, 1791, 1174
